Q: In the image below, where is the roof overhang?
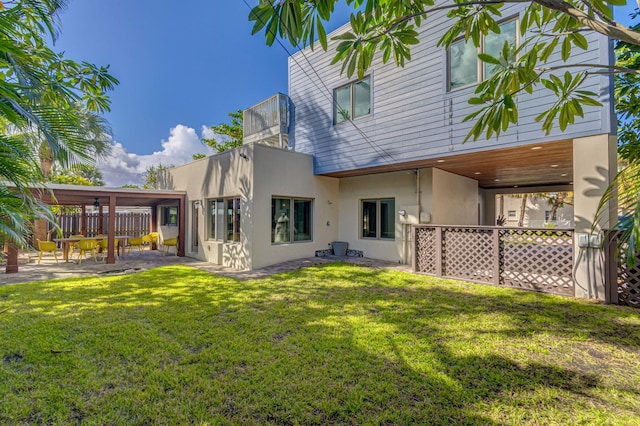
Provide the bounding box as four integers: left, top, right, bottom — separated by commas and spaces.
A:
26, 184, 186, 207
321, 139, 574, 189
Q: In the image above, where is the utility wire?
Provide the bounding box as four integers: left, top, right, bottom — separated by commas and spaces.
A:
241, 0, 405, 168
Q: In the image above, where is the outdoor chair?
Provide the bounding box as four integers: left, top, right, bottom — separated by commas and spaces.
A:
142, 234, 152, 249
128, 236, 144, 254
147, 232, 159, 248
36, 239, 58, 264
162, 236, 178, 256
76, 239, 98, 264
68, 234, 85, 258
97, 237, 119, 261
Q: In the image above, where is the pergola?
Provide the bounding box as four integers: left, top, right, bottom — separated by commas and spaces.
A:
5, 184, 186, 273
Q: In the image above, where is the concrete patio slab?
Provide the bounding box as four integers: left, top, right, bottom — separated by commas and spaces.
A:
1, 250, 412, 285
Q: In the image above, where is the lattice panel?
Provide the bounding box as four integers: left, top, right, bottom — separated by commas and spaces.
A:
415, 227, 436, 274
442, 228, 495, 283
616, 242, 640, 307
501, 229, 574, 295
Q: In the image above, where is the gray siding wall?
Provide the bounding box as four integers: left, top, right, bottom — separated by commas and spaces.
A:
288, 4, 614, 175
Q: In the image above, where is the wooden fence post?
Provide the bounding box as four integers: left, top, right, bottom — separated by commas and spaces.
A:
412, 225, 417, 272
493, 228, 501, 285
604, 230, 619, 305
435, 227, 443, 277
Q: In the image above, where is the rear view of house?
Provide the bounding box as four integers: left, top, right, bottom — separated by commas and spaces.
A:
159, 3, 617, 300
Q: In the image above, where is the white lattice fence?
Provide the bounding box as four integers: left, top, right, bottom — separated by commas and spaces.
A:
443, 228, 496, 284
501, 229, 574, 295
606, 232, 640, 307
414, 227, 437, 274
413, 225, 575, 296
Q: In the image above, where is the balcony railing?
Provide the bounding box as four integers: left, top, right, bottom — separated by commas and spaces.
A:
243, 93, 289, 148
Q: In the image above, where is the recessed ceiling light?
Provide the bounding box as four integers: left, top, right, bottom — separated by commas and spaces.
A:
550, 164, 559, 168
569, 181, 573, 185
531, 146, 542, 150
513, 185, 518, 188
474, 172, 481, 175
561, 173, 568, 177
495, 179, 500, 182
437, 159, 445, 163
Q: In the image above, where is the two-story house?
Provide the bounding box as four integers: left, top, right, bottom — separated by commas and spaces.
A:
159, 4, 616, 298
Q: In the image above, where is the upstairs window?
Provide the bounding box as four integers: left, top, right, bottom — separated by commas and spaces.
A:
334, 76, 371, 124
448, 18, 518, 91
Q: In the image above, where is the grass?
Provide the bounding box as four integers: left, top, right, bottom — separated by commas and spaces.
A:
1, 263, 639, 425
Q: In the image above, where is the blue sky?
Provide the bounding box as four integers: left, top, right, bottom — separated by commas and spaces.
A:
52, 1, 638, 186
53, 1, 354, 186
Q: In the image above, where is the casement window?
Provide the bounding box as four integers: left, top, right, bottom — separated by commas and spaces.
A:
361, 198, 395, 240
334, 75, 371, 124
208, 197, 240, 242
448, 18, 518, 91
160, 206, 178, 226
272, 197, 313, 244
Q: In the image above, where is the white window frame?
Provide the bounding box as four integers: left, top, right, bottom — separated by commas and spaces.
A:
271, 197, 314, 244
333, 75, 372, 125
207, 197, 240, 242
447, 17, 519, 91
361, 198, 395, 241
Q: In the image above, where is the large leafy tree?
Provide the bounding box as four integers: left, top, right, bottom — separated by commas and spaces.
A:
142, 164, 172, 190
50, 164, 105, 186
201, 110, 244, 154
0, 0, 118, 245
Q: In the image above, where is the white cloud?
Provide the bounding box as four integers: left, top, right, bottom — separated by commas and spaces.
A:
98, 124, 215, 187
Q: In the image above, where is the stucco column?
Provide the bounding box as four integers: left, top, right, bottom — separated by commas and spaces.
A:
572, 134, 617, 300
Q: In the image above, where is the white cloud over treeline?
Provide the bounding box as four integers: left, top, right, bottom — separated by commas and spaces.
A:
98, 124, 216, 187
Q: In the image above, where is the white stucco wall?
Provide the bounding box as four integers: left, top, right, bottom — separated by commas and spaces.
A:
163, 143, 339, 270
251, 144, 339, 269
431, 168, 478, 225
162, 145, 254, 269
338, 170, 433, 264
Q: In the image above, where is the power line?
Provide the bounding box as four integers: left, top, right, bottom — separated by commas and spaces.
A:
241, 0, 404, 168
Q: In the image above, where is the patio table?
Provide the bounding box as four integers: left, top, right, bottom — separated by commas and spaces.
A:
53, 236, 131, 262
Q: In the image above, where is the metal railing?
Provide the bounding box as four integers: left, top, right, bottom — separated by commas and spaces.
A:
243, 93, 289, 138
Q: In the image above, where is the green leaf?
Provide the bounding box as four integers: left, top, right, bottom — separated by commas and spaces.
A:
561, 37, 571, 61
478, 53, 500, 65
317, 16, 327, 50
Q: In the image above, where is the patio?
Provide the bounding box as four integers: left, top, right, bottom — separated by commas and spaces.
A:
0, 249, 412, 285
3, 184, 187, 275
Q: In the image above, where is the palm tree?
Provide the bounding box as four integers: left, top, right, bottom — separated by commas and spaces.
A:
0, 0, 119, 246
546, 192, 573, 224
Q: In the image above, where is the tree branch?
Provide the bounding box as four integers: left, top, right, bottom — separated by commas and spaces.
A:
358, 0, 640, 47
534, 0, 640, 45
535, 28, 592, 37
362, 0, 523, 43
577, 0, 617, 26
534, 63, 640, 74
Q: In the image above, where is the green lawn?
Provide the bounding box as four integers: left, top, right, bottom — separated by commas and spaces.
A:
1, 264, 639, 425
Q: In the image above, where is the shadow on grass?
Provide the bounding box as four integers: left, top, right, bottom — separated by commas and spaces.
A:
0, 263, 639, 424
